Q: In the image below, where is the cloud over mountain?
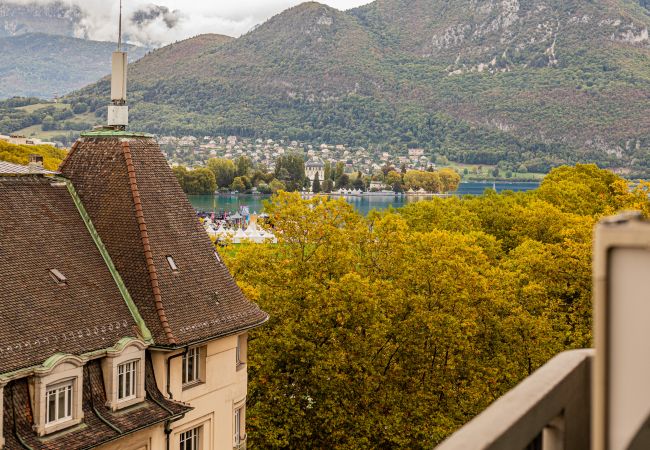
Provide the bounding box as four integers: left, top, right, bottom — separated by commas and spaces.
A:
0, 0, 372, 46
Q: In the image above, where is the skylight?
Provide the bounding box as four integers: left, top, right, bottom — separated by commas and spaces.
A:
166, 256, 179, 272
49, 268, 67, 286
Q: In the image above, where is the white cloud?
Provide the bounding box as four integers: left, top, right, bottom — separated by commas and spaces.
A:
10, 0, 374, 46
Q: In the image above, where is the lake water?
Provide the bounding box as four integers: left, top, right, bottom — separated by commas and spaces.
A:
188, 181, 541, 216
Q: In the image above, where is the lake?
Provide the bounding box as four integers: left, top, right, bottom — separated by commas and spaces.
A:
188, 181, 541, 216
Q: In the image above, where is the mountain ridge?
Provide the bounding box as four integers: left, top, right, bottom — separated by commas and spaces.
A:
31, 0, 650, 174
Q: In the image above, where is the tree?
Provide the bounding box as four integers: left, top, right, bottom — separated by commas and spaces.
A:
275, 153, 306, 191
322, 179, 334, 193
323, 162, 332, 183
172, 166, 188, 191
231, 176, 246, 192
335, 174, 350, 189
236, 156, 253, 177
220, 168, 650, 449
312, 172, 322, 193
352, 172, 365, 191
207, 158, 235, 188
269, 179, 286, 193
183, 168, 216, 195
439, 168, 461, 192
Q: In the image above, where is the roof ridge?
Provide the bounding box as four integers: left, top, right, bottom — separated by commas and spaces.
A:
121, 141, 177, 345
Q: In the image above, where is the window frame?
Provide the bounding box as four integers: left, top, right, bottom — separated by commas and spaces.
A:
233, 402, 246, 448
179, 426, 201, 450
182, 347, 202, 387
45, 380, 73, 425
117, 360, 138, 402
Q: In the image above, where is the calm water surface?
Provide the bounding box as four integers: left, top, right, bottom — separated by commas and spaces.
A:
188, 181, 540, 216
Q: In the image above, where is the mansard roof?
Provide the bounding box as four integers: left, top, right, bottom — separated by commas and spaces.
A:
3, 356, 190, 449
60, 133, 268, 347
0, 176, 140, 374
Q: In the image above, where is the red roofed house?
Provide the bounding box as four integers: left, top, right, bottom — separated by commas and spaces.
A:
0, 37, 268, 450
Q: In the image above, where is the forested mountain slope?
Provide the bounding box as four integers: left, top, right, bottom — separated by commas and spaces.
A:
0, 33, 146, 99
60, 0, 650, 174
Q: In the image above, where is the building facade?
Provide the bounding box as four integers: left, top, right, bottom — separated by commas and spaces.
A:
0, 131, 268, 449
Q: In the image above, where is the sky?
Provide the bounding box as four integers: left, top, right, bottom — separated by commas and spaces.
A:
30, 0, 374, 46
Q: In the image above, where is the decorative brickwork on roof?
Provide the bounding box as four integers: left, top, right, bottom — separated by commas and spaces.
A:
3, 356, 190, 448
0, 176, 139, 373
60, 136, 268, 347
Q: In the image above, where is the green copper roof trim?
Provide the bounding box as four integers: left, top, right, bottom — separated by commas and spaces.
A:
60, 177, 154, 344
80, 130, 154, 138
0, 338, 148, 381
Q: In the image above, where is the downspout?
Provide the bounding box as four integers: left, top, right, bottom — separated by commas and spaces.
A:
10, 387, 34, 450
166, 346, 189, 400
165, 346, 188, 450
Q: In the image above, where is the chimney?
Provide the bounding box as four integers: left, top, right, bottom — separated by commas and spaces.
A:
107, 0, 128, 129
28, 154, 43, 167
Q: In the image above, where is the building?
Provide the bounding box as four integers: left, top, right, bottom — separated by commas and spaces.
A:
0, 31, 268, 449
305, 157, 325, 183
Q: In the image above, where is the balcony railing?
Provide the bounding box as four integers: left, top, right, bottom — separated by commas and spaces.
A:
436, 349, 594, 450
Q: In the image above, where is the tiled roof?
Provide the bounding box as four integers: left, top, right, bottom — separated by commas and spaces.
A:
60, 136, 268, 347
0, 177, 140, 373
3, 356, 190, 449
0, 161, 57, 175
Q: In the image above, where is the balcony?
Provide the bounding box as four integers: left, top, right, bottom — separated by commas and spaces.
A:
437, 349, 593, 450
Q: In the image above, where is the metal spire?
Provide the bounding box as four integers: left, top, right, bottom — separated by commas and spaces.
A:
118, 0, 122, 51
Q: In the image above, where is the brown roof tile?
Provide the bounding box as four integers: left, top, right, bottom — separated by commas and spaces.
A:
60, 136, 268, 347
0, 176, 139, 373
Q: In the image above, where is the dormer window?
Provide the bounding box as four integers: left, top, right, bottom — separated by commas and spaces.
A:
49, 268, 67, 286
101, 339, 146, 411
32, 355, 84, 436
166, 255, 179, 272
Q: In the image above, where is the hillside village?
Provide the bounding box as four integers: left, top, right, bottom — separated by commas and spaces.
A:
161, 134, 434, 174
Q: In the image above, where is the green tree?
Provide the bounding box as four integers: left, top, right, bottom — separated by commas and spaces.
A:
236, 156, 254, 177
207, 158, 236, 188
231, 176, 246, 192
275, 153, 305, 191
312, 172, 322, 193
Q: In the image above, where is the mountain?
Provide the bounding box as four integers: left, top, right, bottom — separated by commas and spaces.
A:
0, 1, 83, 38
54, 0, 650, 174
0, 33, 147, 99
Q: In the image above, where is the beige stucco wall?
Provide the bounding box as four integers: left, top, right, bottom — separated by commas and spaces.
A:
150, 333, 248, 450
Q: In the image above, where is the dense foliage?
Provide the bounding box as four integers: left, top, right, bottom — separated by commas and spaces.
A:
222, 165, 650, 448
0, 139, 66, 171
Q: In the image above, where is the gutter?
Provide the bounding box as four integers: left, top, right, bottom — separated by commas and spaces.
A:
150, 314, 269, 352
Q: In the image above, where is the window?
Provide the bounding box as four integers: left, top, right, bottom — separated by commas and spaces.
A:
236, 334, 247, 369
49, 268, 67, 286
46, 381, 72, 425
166, 255, 179, 272
182, 347, 200, 386
179, 426, 200, 450
117, 360, 137, 401
234, 405, 245, 448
